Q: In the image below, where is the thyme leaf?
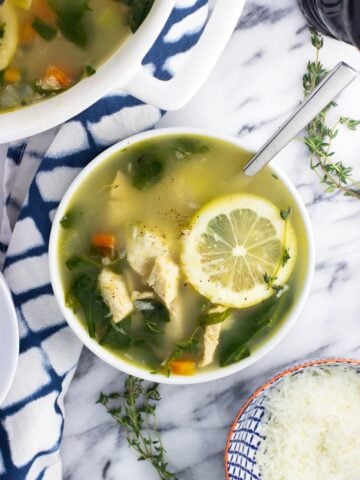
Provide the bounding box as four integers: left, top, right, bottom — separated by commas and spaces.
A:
97, 377, 177, 480
303, 28, 360, 199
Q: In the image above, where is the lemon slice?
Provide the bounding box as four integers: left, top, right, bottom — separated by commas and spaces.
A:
0, 3, 18, 71
182, 194, 297, 308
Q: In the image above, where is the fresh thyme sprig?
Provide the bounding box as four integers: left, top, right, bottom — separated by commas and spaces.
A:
264, 207, 292, 295
303, 28, 360, 199
97, 376, 177, 480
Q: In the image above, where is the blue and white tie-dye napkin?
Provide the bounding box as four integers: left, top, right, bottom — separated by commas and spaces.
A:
0, 2, 207, 478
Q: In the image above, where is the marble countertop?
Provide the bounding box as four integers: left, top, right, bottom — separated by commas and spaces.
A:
62, 1, 360, 479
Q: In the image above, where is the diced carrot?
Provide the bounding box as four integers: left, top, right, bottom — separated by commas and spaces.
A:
170, 360, 196, 376
43, 66, 72, 89
91, 234, 116, 250
4, 67, 21, 84
20, 24, 36, 45
33, 0, 56, 23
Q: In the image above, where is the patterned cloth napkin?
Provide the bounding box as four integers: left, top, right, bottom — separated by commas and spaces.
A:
0, 2, 207, 478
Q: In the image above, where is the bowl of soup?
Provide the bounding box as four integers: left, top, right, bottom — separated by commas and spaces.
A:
49, 128, 315, 384
0, 0, 246, 142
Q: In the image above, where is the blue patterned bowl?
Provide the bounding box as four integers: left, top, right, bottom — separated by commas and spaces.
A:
225, 358, 360, 480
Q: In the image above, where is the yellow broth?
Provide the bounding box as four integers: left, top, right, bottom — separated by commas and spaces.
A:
57, 135, 309, 375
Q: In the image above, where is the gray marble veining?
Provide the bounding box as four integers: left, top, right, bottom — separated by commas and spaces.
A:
62, 1, 360, 478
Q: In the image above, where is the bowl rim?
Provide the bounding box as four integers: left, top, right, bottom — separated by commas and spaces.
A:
224, 357, 360, 479
0, 272, 19, 406
49, 126, 315, 385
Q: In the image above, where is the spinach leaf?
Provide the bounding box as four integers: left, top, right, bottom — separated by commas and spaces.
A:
47, 0, 91, 47
199, 308, 232, 327
101, 321, 132, 350
219, 294, 288, 367
0, 22, 6, 41
120, 0, 154, 33
132, 340, 162, 370
84, 65, 96, 77
175, 337, 200, 355
135, 299, 170, 335
130, 152, 165, 191
60, 209, 81, 229
172, 138, 209, 159
65, 254, 102, 271
135, 299, 170, 323
70, 273, 110, 338
60, 210, 75, 230
32, 17, 57, 41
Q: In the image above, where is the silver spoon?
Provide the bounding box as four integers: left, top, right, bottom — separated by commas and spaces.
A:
243, 62, 358, 176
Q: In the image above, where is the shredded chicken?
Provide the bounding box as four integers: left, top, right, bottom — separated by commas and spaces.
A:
98, 269, 133, 323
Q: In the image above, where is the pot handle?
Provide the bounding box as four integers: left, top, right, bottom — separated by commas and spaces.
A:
123, 0, 246, 110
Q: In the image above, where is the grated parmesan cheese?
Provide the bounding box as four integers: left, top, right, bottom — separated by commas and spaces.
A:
256, 366, 360, 480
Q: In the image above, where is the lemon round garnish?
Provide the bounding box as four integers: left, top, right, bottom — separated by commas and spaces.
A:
181, 194, 297, 308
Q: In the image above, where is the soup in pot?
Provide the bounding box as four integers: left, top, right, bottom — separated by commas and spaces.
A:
0, 0, 153, 111
57, 134, 309, 377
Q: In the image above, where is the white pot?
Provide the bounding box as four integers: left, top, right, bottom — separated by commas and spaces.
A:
49, 127, 315, 385
1, 0, 246, 143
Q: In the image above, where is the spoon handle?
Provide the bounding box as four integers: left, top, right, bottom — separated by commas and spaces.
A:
243, 62, 358, 176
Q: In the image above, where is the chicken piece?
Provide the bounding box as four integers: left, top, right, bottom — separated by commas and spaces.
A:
110, 171, 132, 199
131, 290, 155, 302
199, 323, 222, 368
106, 172, 136, 226
98, 269, 133, 323
199, 306, 228, 368
147, 256, 179, 309
127, 226, 169, 277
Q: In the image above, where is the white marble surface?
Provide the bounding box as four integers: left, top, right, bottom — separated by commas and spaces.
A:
62, 1, 360, 478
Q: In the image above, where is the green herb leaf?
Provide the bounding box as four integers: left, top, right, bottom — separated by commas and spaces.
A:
84, 64, 96, 77
0, 22, 6, 41
60, 210, 78, 229
65, 254, 102, 271
199, 308, 232, 326
282, 247, 291, 267
131, 153, 165, 191
131, 341, 162, 370
120, 0, 154, 33
32, 17, 57, 41
263, 272, 277, 286
175, 337, 200, 355
47, 0, 91, 47
135, 299, 170, 335
280, 207, 291, 220
70, 273, 110, 338
97, 376, 177, 479
339, 117, 360, 131
101, 321, 132, 350
135, 299, 170, 323
172, 138, 209, 159
219, 294, 288, 367
303, 28, 360, 200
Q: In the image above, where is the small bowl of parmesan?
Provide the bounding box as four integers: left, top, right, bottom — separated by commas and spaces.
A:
225, 358, 360, 480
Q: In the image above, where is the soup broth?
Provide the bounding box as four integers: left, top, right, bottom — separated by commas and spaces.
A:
58, 134, 309, 376
0, 0, 152, 110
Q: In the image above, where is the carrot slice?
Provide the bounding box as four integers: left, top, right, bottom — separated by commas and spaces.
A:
91, 234, 116, 250
170, 360, 196, 376
44, 66, 72, 89
34, 0, 56, 23
20, 24, 36, 45
4, 67, 21, 84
